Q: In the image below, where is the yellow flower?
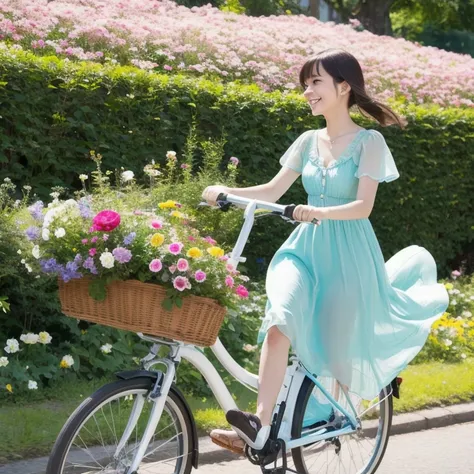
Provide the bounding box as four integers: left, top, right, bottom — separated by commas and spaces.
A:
158, 200, 177, 209
5, 384, 12, 393
187, 247, 203, 258
170, 210, 185, 219
60, 360, 68, 369
445, 283, 453, 290
150, 233, 165, 247
72, 248, 77, 252
207, 246, 224, 258
81, 329, 87, 335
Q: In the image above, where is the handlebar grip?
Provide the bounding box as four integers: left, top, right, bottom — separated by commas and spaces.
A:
283, 204, 296, 220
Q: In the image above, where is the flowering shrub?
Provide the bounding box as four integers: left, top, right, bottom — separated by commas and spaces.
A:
0, 0, 473, 107
416, 272, 474, 363
16, 150, 250, 311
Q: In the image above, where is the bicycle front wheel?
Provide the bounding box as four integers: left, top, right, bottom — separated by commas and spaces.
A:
46, 377, 194, 474
291, 376, 393, 474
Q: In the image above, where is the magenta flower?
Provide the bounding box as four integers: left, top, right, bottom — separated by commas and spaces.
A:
112, 247, 132, 264
219, 255, 229, 262
103, 234, 109, 241
180, 163, 189, 169
89, 248, 97, 257
149, 259, 163, 273
168, 242, 184, 255
151, 220, 163, 229
188, 236, 196, 242
236, 284, 249, 298
204, 236, 217, 245
81, 239, 88, 244
177, 258, 189, 271
173, 276, 191, 292
92, 210, 121, 232
225, 276, 234, 288
226, 263, 236, 273
195, 270, 207, 282
91, 236, 98, 244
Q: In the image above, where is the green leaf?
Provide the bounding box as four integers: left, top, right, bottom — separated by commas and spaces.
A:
175, 297, 183, 308
88, 279, 107, 301
161, 298, 173, 311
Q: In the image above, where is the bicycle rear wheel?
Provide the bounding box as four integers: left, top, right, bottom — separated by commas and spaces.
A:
291, 376, 393, 474
46, 377, 194, 474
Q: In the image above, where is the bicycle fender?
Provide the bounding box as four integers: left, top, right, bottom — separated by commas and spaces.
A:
115, 370, 199, 468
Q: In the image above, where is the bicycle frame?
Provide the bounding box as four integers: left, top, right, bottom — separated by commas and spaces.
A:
124, 195, 361, 472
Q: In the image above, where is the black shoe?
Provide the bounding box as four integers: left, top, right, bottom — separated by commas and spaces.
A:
225, 410, 271, 450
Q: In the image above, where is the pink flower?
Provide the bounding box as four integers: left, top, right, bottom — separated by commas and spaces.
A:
451, 270, 462, 279
168, 242, 184, 255
134, 210, 143, 215
175, 203, 182, 208
236, 284, 249, 298
195, 270, 206, 282
173, 276, 191, 291
89, 248, 97, 257
219, 255, 229, 262
188, 236, 196, 242
164, 64, 173, 71
103, 234, 109, 241
204, 236, 217, 245
149, 259, 163, 272
177, 258, 189, 271
91, 236, 98, 244
169, 265, 177, 274
92, 210, 121, 232
81, 239, 88, 244
225, 276, 234, 288
226, 263, 236, 273
151, 220, 163, 229
229, 156, 239, 166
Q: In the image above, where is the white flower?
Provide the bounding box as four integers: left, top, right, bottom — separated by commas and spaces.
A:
452, 289, 460, 295
444, 339, 453, 347
17, 249, 22, 255
50, 191, 60, 199
0, 356, 9, 367
28, 380, 38, 390
4, 338, 19, 354
20, 333, 39, 345
121, 170, 135, 182
166, 151, 177, 160
32, 245, 41, 259
55, 227, 66, 238
21, 259, 26, 264
38, 331, 52, 344
99, 252, 115, 269
42, 228, 50, 241
470, 296, 474, 301
451, 300, 457, 306
25, 264, 32, 273
100, 343, 113, 354
79, 174, 88, 181
461, 353, 467, 359
60, 355, 74, 368
243, 344, 258, 352
462, 311, 472, 318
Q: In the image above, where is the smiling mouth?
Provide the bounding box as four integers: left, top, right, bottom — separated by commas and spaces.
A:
309, 98, 321, 105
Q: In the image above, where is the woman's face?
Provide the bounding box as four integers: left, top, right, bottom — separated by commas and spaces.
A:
302, 63, 348, 116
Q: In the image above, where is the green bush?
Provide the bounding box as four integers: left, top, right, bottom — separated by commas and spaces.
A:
0, 47, 473, 279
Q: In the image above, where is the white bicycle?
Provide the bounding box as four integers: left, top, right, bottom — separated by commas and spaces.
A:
46, 193, 400, 474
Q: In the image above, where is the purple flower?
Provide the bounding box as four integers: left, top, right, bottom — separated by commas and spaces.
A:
180, 163, 189, 169
40, 258, 60, 273
112, 247, 132, 264
78, 197, 92, 219
123, 232, 137, 246
28, 201, 44, 221
25, 226, 40, 241
229, 157, 239, 166
74, 254, 83, 265
83, 257, 98, 274
60, 261, 82, 282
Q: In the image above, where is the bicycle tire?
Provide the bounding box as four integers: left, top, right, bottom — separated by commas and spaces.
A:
291, 375, 393, 474
46, 377, 194, 474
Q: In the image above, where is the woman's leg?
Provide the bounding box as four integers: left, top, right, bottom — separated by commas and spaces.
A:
256, 326, 291, 425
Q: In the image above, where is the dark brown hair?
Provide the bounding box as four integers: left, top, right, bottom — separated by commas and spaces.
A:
299, 49, 406, 128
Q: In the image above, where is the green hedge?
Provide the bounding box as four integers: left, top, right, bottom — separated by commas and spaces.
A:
0, 48, 473, 276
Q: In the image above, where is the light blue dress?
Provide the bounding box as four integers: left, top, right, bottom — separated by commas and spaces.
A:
258, 129, 449, 400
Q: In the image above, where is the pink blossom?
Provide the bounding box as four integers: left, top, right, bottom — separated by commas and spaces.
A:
195, 270, 207, 282
451, 270, 462, 279
226, 263, 236, 273
151, 219, 163, 229
92, 210, 121, 232
89, 248, 97, 257
188, 236, 196, 242
204, 236, 217, 245
81, 239, 88, 244
91, 236, 98, 244
169, 265, 177, 274
164, 64, 173, 71
229, 157, 239, 166
168, 242, 184, 255
134, 210, 143, 215
103, 234, 109, 241
149, 259, 163, 272
225, 276, 234, 288
177, 258, 189, 271
219, 255, 229, 262
173, 276, 191, 291
236, 284, 249, 298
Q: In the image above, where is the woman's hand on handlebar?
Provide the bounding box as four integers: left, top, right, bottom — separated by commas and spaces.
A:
201, 185, 231, 206
293, 204, 323, 224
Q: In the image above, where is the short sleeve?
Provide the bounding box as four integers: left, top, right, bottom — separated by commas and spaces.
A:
279, 130, 313, 174
355, 130, 399, 183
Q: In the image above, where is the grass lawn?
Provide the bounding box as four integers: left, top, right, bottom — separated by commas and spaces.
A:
0, 359, 473, 463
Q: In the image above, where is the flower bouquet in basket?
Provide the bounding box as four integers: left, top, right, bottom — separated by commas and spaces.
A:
18, 157, 250, 346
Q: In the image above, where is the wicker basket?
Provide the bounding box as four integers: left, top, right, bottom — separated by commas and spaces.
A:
58, 278, 227, 347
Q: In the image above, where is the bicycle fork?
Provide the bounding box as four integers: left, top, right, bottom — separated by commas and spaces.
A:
114, 357, 176, 474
